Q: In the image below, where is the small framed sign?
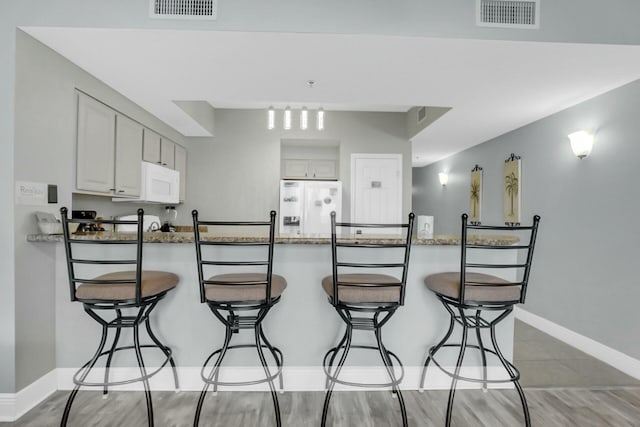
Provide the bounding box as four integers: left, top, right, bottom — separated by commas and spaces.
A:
503, 153, 521, 226
470, 165, 483, 225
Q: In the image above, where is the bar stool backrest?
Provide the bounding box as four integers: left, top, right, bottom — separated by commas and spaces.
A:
330, 211, 415, 307
460, 213, 541, 305
192, 210, 277, 304
60, 207, 144, 304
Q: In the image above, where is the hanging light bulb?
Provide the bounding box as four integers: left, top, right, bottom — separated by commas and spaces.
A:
267, 106, 275, 130
283, 106, 292, 130
300, 107, 308, 130
317, 108, 325, 131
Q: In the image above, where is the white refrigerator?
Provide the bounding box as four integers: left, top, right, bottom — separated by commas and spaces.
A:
279, 180, 342, 237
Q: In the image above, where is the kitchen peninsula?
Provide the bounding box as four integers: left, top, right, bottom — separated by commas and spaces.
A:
29, 232, 519, 391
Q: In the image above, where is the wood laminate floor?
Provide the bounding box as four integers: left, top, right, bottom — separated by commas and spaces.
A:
6, 320, 640, 426
3, 388, 640, 427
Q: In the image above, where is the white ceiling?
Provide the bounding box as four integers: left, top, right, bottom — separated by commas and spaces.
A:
22, 27, 640, 166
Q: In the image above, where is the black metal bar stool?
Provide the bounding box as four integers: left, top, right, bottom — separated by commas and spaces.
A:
321, 211, 415, 427
191, 210, 286, 427
419, 213, 540, 426
59, 207, 179, 427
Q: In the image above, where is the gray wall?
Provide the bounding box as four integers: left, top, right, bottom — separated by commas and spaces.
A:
413, 79, 640, 360
12, 31, 185, 391
4, 0, 640, 394
177, 109, 411, 224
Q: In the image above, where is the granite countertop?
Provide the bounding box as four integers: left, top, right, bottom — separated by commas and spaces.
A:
27, 232, 518, 246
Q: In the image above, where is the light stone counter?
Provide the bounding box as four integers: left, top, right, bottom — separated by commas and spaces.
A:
27, 232, 518, 246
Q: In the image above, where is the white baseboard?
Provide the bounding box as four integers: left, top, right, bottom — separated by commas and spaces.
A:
0, 370, 57, 422
514, 307, 640, 380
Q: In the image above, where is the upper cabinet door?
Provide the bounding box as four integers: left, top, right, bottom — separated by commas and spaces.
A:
76, 94, 116, 193
309, 159, 337, 179
160, 138, 175, 169
143, 129, 161, 164
174, 144, 186, 202
114, 114, 143, 197
283, 159, 310, 178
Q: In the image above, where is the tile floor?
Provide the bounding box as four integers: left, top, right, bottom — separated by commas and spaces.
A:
513, 319, 640, 388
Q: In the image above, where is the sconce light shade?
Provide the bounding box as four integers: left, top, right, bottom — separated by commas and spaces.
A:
568, 130, 594, 159
317, 108, 325, 131
283, 106, 292, 130
267, 106, 275, 130
438, 172, 449, 187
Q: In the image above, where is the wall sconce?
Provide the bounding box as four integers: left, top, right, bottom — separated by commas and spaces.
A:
568, 130, 594, 159
438, 172, 449, 187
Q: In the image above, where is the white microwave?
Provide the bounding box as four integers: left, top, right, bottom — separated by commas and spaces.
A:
114, 161, 180, 204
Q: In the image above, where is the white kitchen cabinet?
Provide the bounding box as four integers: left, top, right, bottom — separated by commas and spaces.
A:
174, 144, 187, 202
143, 129, 175, 169
76, 94, 116, 194
160, 138, 175, 169
114, 114, 143, 196
283, 159, 337, 179
143, 129, 161, 164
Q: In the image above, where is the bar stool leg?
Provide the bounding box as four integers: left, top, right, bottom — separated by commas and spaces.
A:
145, 317, 180, 391
60, 324, 109, 426
255, 322, 282, 427
133, 319, 154, 427
324, 329, 349, 389
490, 322, 531, 427
445, 316, 469, 427
419, 315, 455, 392
475, 310, 488, 393
103, 309, 122, 398
375, 327, 408, 427
258, 326, 285, 392
194, 323, 232, 427
321, 324, 353, 427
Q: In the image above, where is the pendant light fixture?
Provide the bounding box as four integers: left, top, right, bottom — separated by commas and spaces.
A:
317, 108, 325, 131
283, 106, 292, 130
300, 107, 308, 130
267, 106, 275, 130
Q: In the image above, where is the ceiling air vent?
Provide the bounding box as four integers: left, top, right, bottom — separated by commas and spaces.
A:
476, 0, 539, 29
150, 0, 218, 20
417, 106, 427, 123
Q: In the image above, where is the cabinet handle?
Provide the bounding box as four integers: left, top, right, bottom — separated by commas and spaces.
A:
162, 163, 167, 166
109, 188, 116, 191
118, 190, 125, 193
157, 161, 162, 164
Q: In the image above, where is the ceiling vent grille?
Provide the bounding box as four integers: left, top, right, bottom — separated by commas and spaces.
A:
417, 106, 427, 123
476, 0, 539, 29
150, 0, 218, 20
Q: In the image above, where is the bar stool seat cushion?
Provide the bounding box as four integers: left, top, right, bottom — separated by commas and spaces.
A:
76, 270, 179, 301
321, 273, 401, 304
425, 272, 520, 303
205, 273, 287, 302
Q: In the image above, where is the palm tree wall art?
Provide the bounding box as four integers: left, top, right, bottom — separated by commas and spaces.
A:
470, 165, 482, 224
504, 153, 521, 225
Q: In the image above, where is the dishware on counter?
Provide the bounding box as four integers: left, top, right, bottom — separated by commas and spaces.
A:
35, 211, 79, 234
115, 214, 162, 232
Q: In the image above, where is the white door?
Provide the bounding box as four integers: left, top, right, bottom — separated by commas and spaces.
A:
351, 154, 402, 235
